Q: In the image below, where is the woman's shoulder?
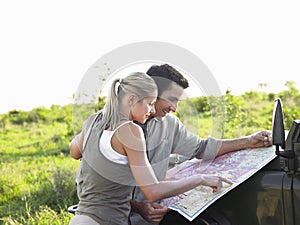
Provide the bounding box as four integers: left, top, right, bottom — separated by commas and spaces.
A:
117, 121, 143, 137
115, 121, 146, 151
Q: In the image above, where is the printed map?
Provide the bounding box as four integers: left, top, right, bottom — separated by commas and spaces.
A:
161, 146, 277, 221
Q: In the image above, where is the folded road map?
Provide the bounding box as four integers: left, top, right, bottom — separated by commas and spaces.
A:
161, 146, 277, 221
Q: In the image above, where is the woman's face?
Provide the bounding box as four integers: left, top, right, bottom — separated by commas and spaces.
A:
130, 95, 156, 124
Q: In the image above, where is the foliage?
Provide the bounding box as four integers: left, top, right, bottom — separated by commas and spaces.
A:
177, 82, 300, 138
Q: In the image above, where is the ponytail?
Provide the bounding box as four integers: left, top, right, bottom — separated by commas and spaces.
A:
97, 78, 121, 133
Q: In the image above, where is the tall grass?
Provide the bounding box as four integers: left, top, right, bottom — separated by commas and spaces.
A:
0, 115, 80, 225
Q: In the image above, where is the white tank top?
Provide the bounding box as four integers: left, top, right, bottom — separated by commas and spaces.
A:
99, 122, 130, 164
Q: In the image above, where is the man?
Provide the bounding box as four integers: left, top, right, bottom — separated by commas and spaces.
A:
70, 64, 271, 224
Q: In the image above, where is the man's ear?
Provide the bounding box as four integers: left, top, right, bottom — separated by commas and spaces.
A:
128, 94, 137, 106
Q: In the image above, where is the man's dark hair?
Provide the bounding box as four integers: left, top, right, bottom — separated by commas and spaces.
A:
146, 64, 189, 97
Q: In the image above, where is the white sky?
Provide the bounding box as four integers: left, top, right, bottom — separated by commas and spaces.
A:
0, 0, 299, 114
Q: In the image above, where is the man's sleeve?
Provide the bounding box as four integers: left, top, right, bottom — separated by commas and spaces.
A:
193, 136, 221, 160
170, 115, 204, 158
171, 115, 221, 160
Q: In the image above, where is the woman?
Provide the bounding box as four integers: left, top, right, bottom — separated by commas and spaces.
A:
69, 72, 231, 225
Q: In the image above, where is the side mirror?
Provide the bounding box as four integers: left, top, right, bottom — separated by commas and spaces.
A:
272, 98, 285, 150
272, 98, 300, 173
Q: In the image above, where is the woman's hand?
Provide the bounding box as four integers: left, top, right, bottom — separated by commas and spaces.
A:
199, 175, 233, 192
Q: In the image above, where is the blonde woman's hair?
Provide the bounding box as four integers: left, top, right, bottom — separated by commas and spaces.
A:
97, 72, 157, 132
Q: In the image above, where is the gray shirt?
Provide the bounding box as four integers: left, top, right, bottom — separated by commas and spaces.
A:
130, 113, 220, 225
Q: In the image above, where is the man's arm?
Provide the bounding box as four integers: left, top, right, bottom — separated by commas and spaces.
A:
193, 130, 272, 160
217, 130, 272, 156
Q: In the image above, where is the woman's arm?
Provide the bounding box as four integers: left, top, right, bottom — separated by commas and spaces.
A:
69, 113, 97, 159
69, 131, 84, 159
116, 123, 231, 203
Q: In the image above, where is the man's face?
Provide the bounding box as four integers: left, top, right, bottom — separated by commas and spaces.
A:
152, 82, 184, 121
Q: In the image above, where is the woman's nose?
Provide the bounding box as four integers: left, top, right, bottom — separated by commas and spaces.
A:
150, 105, 156, 114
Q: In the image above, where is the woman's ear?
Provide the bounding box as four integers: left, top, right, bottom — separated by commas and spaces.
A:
128, 94, 137, 106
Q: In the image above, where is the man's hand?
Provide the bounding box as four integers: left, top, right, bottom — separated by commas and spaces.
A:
131, 199, 170, 223
248, 130, 272, 148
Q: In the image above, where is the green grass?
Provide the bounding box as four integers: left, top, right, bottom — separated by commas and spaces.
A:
0, 120, 80, 225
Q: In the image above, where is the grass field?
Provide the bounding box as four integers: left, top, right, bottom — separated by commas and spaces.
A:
0, 116, 80, 225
